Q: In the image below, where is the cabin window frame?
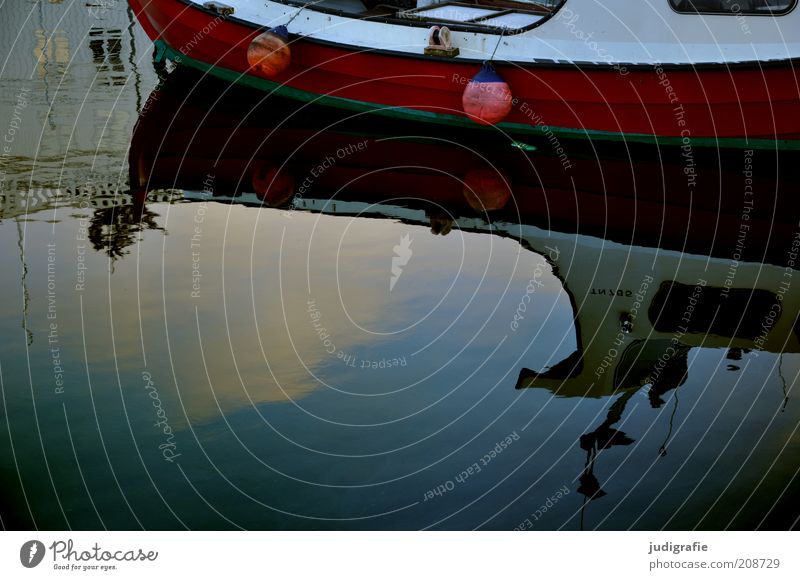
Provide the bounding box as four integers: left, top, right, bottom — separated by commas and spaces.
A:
668, 0, 797, 17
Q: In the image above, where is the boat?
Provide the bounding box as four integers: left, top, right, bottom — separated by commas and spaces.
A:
128, 0, 800, 149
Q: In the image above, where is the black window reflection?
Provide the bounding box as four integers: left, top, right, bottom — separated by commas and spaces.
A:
670, 0, 796, 14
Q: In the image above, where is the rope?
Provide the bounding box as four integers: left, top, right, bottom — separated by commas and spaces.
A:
285, 0, 329, 26
488, 28, 506, 63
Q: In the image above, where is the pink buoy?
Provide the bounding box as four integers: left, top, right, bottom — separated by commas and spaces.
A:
462, 63, 513, 125
462, 167, 511, 211
247, 25, 291, 78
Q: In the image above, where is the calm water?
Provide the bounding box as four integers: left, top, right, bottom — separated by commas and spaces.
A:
1, 0, 799, 531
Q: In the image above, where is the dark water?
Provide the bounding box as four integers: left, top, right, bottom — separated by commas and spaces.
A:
1, 1, 799, 531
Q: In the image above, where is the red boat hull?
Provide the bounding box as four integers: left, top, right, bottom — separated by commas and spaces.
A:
130, 0, 800, 142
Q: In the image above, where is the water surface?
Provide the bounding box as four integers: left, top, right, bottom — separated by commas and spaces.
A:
1, 0, 799, 531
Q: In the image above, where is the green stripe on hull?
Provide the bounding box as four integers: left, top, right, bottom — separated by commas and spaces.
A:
154, 40, 799, 152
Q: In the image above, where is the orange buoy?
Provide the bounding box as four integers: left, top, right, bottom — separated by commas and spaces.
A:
462, 167, 511, 211
462, 63, 513, 126
252, 162, 295, 207
247, 25, 291, 78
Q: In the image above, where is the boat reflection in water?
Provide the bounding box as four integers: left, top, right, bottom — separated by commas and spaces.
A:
123, 70, 800, 529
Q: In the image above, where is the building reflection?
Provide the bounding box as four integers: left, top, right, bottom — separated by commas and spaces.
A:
87, 197, 163, 260
33, 28, 70, 79
88, 27, 127, 86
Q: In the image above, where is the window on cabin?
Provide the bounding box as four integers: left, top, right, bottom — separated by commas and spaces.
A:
669, 0, 796, 14
647, 281, 779, 340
